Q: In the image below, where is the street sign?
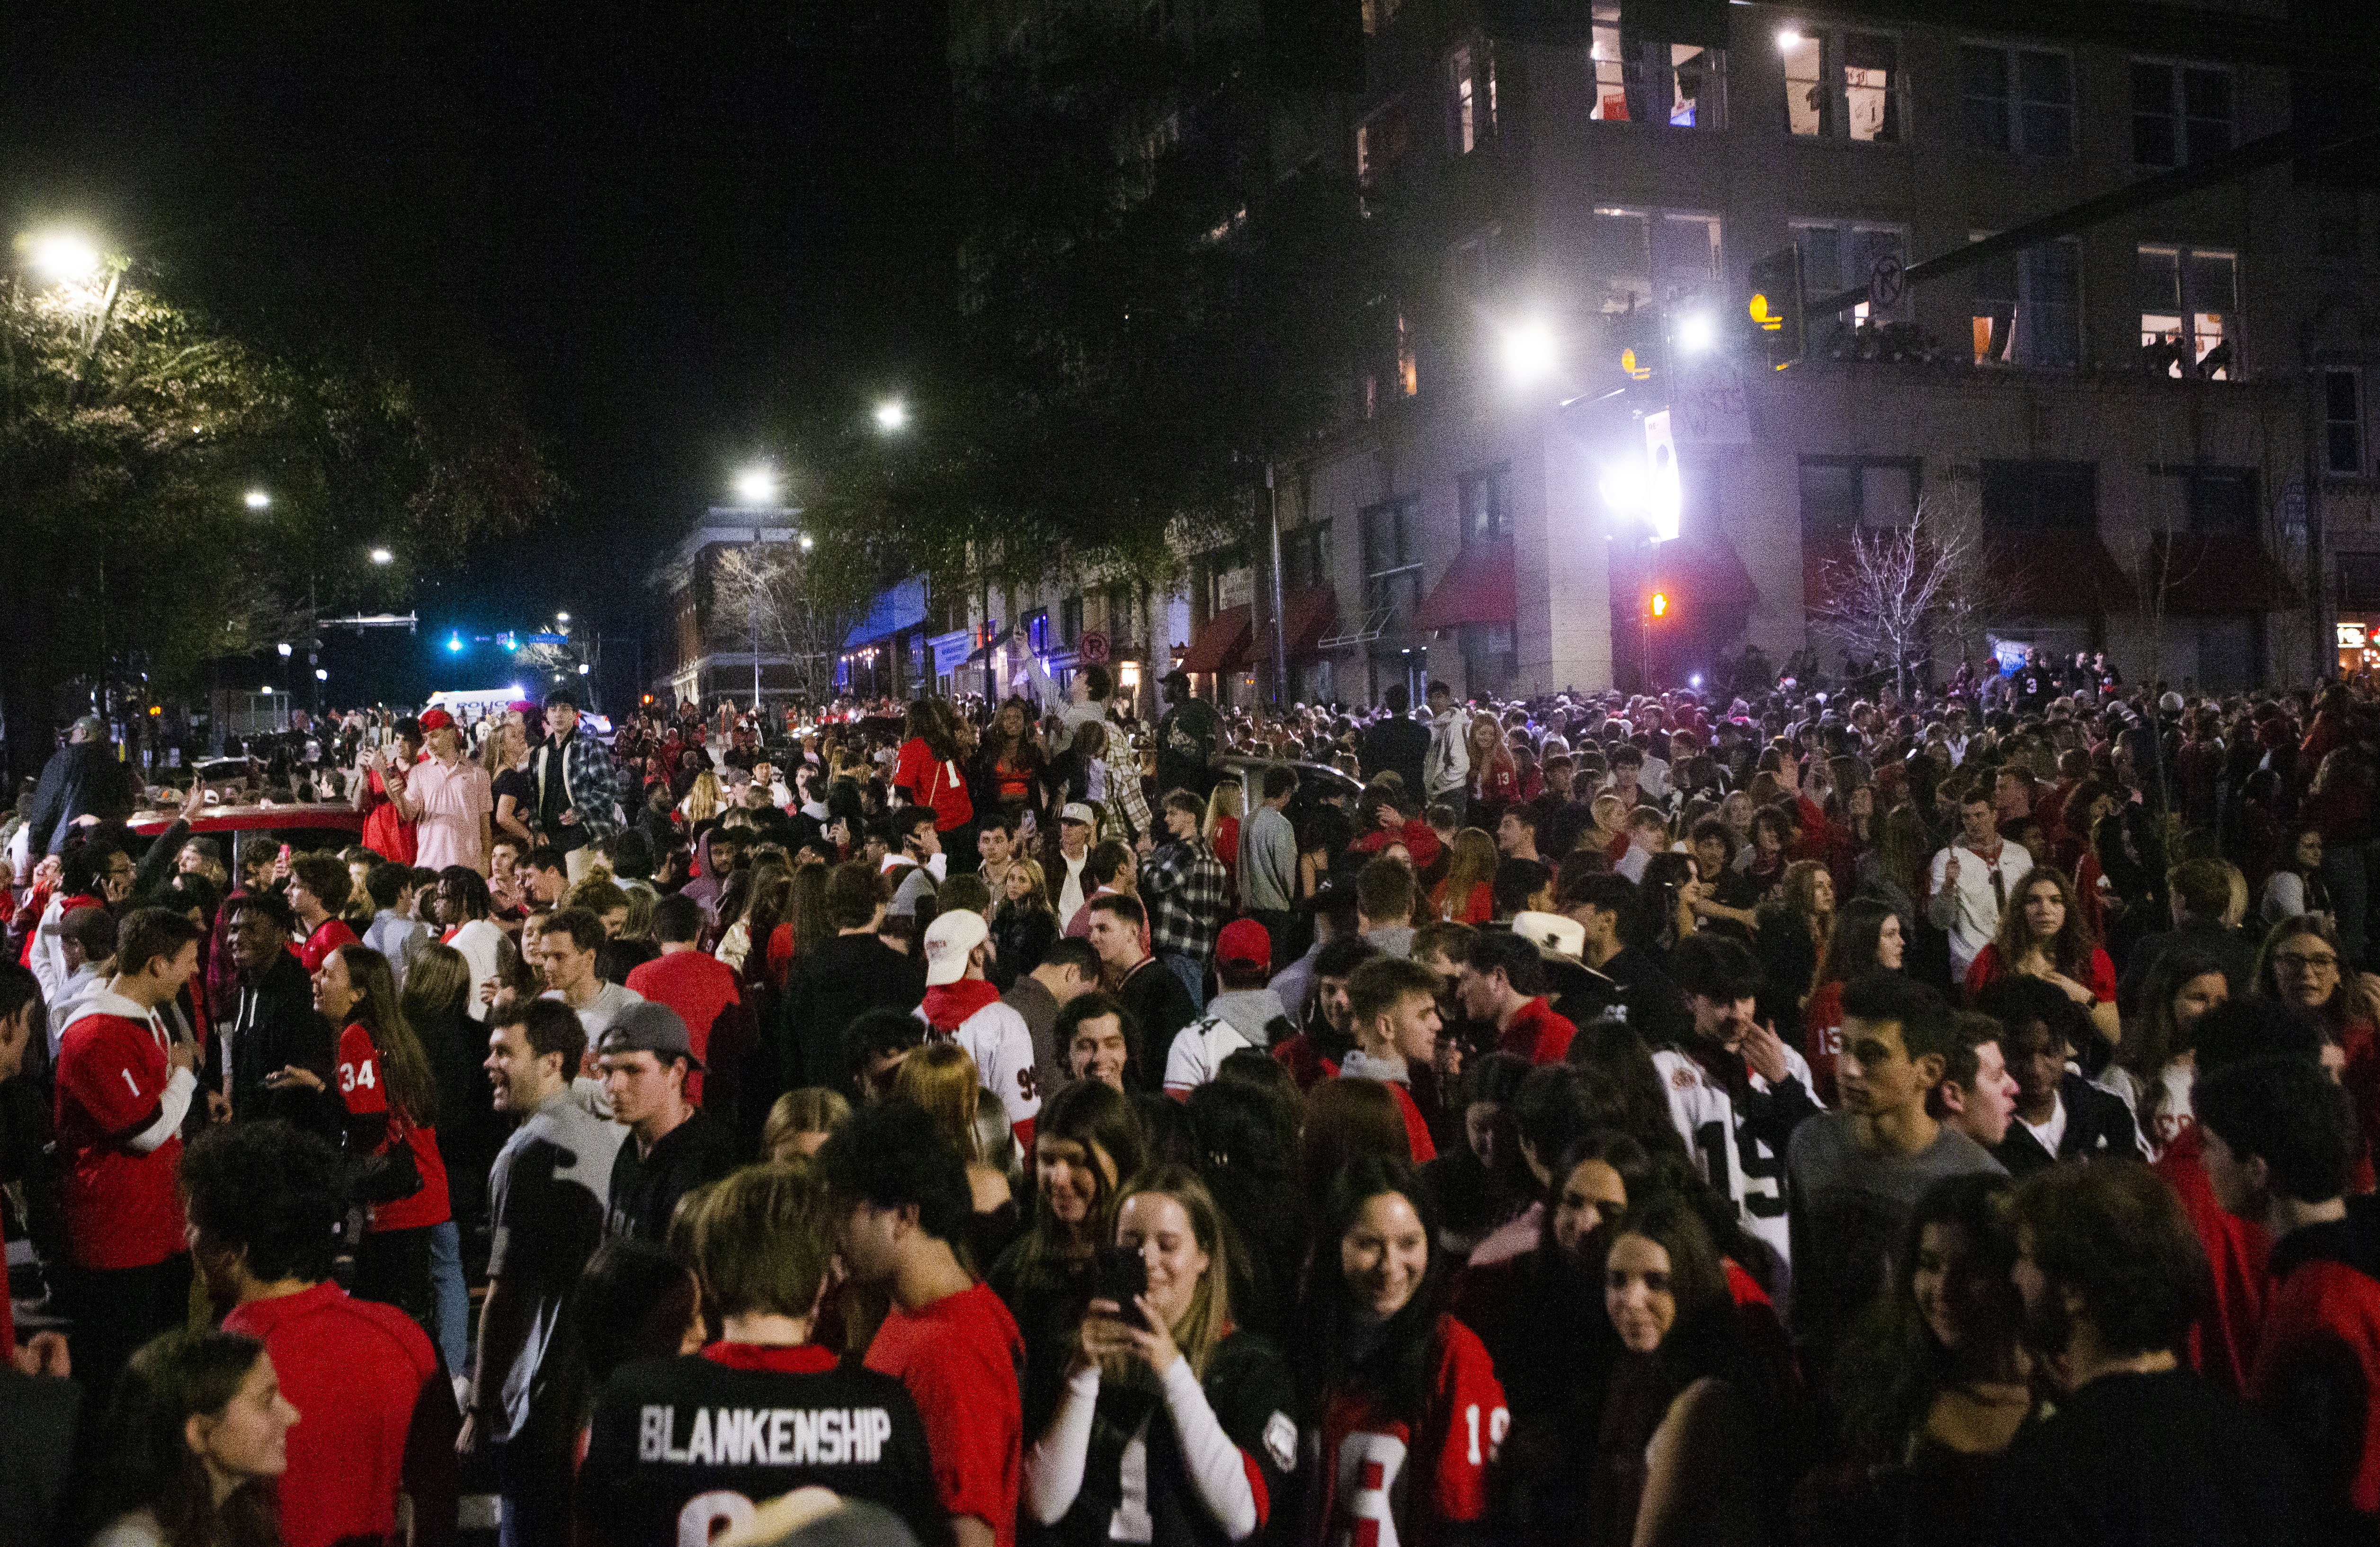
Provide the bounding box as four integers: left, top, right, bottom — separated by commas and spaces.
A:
1867, 255, 1905, 312
530, 632, 568, 646
1079, 631, 1110, 664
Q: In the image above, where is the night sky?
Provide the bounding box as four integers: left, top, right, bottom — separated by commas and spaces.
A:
1, 1, 953, 704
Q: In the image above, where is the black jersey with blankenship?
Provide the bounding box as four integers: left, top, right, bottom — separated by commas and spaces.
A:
578, 1344, 946, 1547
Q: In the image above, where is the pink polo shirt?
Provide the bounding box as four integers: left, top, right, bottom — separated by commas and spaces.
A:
407, 755, 492, 873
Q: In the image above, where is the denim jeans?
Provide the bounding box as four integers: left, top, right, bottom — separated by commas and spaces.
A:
1160, 949, 1207, 1013
428, 1218, 471, 1378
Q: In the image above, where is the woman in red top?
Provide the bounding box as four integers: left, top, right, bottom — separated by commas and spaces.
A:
1297, 1157, 1508, 1547
1465, 716, 1519, 827
1961, 867, 2120, 1055
1430, 828, 1499, 925
976, 697, 1046, 823
289, 943, 450, 1330
892, 697, 974, 838
352, 725, 420, 865
1800, 899, 1905, 1105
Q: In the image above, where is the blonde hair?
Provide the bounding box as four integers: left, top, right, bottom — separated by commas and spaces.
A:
761, 1088, 851, 1161
1438, 828, 1498, 915
1107, 1166, 1239, 1380
1001, 857, 1052, 918
891, 1042, 986, 1163
1203, 781, 1244, 844
682, 769, 725, 824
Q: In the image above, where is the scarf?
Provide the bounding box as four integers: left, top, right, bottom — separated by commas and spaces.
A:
921, 978, 1001, 1034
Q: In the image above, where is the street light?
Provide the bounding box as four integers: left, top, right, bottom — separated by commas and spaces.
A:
244, 489, 272, 511
1675, 312, 1718, 354
874, 398, 910, 433
734, 465, 778, 505
24, 230, 101, 284
799, 534, 814, 551
555, 611, 570, 624
276, 642, 294, 658
369, 547, 393, 565
1500, 319, 1558, 386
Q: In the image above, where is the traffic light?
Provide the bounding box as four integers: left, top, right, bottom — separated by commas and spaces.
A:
1747, 244, 1806, 370
1606, 302, 1662, 385
1650, 591, 1669, 618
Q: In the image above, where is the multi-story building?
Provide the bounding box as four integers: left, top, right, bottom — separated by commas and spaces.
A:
647, 511, 818, 713
948, 1, 2378, 705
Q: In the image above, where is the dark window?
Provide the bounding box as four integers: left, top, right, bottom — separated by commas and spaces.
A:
1959, 45, 2008, 149
1284, 523, 1332, 591
1961, 45, 2071, 156
2328, 370, 2365, 476
2133, 61, 2232, 168
1060, 595, 1083, 645
1458, 465, 1511, 545
1981, 461, 2096, 534
2338, 553, 2380, 610
1801, 458, 1921, 539
1361, 497, 1424, 631
2184, 471, 2257, 536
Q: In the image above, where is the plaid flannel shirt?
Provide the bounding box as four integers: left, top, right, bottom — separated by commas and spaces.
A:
1102, 725, 1153, 841
534, 729, 628, 841
1143, 835, 1227, 963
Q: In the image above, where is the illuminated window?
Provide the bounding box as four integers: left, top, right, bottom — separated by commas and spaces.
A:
1783, 28, 1902, 141
1972, 235, 2081, 370
1448, 44, 1497, 152
2137, 245, 2238, 379
1589, 4, 1726, 128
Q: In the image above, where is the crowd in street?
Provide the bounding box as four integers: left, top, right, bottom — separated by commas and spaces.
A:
6, 645, 2380, 1547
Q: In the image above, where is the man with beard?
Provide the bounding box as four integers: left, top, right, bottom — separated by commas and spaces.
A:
1993, 1162, 2314, 1547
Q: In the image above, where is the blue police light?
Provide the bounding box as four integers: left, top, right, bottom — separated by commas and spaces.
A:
446, 634, 464, 653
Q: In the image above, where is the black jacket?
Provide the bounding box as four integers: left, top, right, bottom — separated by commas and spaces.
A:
215, 951, 337, 1129
2117, 918, 2259, 1017
1993, 1073, 2145, 1177
776, 932, 926, 1092
25, 741, 134, 855
1360, 717, 1432, 802
606, 1108, 740, 1244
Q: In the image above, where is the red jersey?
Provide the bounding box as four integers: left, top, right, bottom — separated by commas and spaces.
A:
336, 1022, 451, 1234
625, 948, 741, 1106
1961, 943, 2117, 1004
1388, 1080, 1437, 1163
892, 737, 973, 832
54, 994, 194, 1269
1312, 1315, 1507, 1547
1499, 997, 1579, 1065
1802, 979, 1845, 1105
300, 918, 358, 975
222, 1281, 445, 1547
2159, 1127, 2269, 1395
864, 1282, 1023, 1547
361, 767, 419, 865
2253, 1251, 2380, 1516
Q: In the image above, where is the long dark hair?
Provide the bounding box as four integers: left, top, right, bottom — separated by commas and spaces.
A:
1013, 1080, 1147, 1276
905, 697, 959, 763
331, 945, 439, 1127
1830, 1172, 2021, 1459
1299, 1156, 1444, 1424
85, 1330, 284, 1547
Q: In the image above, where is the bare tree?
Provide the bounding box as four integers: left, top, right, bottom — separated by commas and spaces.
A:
1809, 497, 1986, 699
706, 545, 855, 705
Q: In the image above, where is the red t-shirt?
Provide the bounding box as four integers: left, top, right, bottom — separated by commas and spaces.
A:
626, 949, 742, 1105
1387, 1080, 1437, 1163
864, 1282, 1023, 1547
1499, 997, 1580, 1065
300, 918, 359, 975
2160, 1126, 2270, 1395
336, 1022, 452, 1234
54, 1004, 188, 1269
361, 767, 419, 865
223, 1281, 441, 1547
892, 737, 973, 832
1803, 980, 1845, 1106
1316, 1315, 1507, 1540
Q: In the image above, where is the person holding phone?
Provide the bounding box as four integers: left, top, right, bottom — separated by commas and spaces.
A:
1024, 1166, 1294, 1545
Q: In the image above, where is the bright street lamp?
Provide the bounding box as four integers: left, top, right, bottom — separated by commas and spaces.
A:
25, 230, 102, 284
243, 489, 272, 510
369, 547, 393, 565
734, 465, 779, 506
555, 611, 570, 624
799, 534, 814, 551
1500, 320, 1558, 386
873, 398, 910, 433
1676, 312, 1718, 354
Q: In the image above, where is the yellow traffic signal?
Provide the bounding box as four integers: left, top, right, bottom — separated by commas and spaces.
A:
1650, 591, 1669, 618
1620, 346, 1651, 381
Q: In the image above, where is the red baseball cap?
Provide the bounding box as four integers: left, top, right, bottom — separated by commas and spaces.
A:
418, 706, 456, 732
1216, 918, 1272, 972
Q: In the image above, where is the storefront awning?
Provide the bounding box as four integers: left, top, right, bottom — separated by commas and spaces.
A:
1988, 536, 2135, 616
1415, 540, 1517, 631
1179, 604, 1253, 674
1278, 587, 1342, 658
843, 576, 928, 649
2146, 534, 2300, 616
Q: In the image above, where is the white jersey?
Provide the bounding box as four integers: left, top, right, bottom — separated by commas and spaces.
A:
1652, 1046, 1816, 1271
914, 1000, 1043, 1137
1163, 1012, 1257, 1096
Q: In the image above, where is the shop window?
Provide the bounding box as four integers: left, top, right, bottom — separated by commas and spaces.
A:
1462, 622, 1517, 696
2137, 246, 2238, 379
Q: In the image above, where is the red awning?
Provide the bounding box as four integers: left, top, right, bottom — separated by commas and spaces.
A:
1278, 587, 1341, 657
1415, 540, 1516, 631
1178, 603, 1252, 674
1988, 536, 2136, 616
2146, 534, 2300, 615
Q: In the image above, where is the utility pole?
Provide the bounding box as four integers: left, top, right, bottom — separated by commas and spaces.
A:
1267, 462, 1289, 708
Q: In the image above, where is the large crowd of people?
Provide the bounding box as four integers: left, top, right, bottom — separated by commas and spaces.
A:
3, 647, 2378, 1547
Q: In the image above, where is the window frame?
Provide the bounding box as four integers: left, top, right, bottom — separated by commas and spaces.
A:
1958, 41, 2075, 158
1783, 27, 1908, 144
1447, 40, 1498, 154
1798, 456, 1924, 541
2328, 368, 2367, 478
1360, 496, 1426, 634
2135, 243, 2240, 380
1458, 465, 1513, 548
1586, 3, 1728, 130
1587, 205, 1726, 317
1789, 219, 1912, 323
1970, 231, 2084, 372
1284, 522, 1333, 593
2130, 58, 2235, 170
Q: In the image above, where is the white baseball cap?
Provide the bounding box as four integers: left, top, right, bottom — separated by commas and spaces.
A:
923, 908, 990, 986
1511, 910, 1586, 963
1060, 802, 1097, 827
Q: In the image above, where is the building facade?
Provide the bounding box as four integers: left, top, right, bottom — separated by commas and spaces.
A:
646, 512, 817, 713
